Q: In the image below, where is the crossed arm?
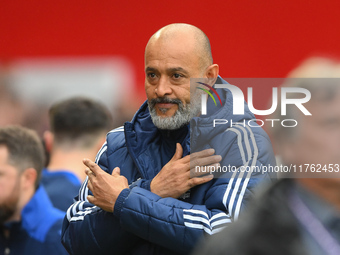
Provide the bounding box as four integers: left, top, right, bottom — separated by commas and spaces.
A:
62, 144, 238, 254
84, 143, 220, 212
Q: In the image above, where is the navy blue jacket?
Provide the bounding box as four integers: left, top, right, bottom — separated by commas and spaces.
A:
0, 186, 67, 255
62, 78, 276, 255
41, 168, 82, 211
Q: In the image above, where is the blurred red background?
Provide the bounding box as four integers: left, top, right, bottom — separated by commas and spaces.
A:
1, 0, 340, 106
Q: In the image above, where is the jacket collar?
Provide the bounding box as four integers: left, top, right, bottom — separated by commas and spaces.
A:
20, 185, 64, 242
190, 76, 255, 149
124, 101, 190, 179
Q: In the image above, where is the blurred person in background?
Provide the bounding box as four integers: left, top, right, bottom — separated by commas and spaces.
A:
0, 125, 67, 255
192, 57, 340, 255
41, 97, 113, 212
0, 75, 25, 127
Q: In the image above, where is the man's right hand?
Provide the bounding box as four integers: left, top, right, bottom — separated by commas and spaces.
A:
150, 143, 222, 198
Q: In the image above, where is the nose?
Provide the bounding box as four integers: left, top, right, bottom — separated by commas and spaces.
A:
155, 77, 172, 97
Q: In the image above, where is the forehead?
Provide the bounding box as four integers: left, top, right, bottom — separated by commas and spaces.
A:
145, 36, 201, 70
0, 146, 9, 163
0, 146, 19, 174
307, 89, 340, 113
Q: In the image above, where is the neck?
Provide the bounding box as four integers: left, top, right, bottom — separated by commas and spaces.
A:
47, 149, 97, 182
297, 178, 340, 212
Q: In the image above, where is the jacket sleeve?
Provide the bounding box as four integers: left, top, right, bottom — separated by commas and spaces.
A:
112, 172, 273, 254
112, 185, 232, 254
61, 200, 142, 255
61, 141, 144, 255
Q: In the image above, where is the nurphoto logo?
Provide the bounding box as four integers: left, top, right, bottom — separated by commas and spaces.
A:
196, 80, 312, 128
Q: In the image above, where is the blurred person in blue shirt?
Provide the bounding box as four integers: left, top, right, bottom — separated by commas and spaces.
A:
0, 125, 67, 255
41, 97, 113, 211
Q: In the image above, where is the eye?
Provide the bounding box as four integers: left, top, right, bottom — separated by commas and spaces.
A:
147, 73, 157, 79
173, 73, 183, 79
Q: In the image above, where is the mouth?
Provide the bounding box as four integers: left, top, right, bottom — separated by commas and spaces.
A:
156, 103, 176, 109
149, 97, 182, 114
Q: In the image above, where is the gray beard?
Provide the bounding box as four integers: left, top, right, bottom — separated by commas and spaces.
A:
148, 92, 202, 130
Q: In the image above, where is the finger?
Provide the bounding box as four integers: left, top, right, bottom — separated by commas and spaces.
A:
83, 158, 101, 175
111, 167, 120, 176
170, 143, 183, 162
87, 178, 93, 192
190, 163, 220, 178
190, 155, 222, 169
188, 175, 214, 188
87, 195, 96, 205
182, 148, 216, 164
85, 167, 95, 177
190, 148, 216, 160
85, 168, 96, 184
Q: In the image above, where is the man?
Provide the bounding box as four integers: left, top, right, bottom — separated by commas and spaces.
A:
193, 57, 340, 255
0, 126, 68, 255
62, 23, 276, 254
41, 97, 113, 211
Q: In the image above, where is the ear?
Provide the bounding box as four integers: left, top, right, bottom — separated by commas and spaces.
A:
204, 64, 219, 86
43, 131, 54, 153
21, 168, 37, 190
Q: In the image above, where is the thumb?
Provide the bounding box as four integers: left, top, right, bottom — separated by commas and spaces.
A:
112, 167, 120, 176
170, 143, 183, 162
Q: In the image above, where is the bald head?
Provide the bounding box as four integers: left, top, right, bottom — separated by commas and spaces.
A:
146, 23, 213, 70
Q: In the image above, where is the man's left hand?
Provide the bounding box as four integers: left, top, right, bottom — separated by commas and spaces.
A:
83, 158, 129, 212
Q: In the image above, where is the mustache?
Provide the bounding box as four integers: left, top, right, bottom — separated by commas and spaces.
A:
148, 97, 182, 108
